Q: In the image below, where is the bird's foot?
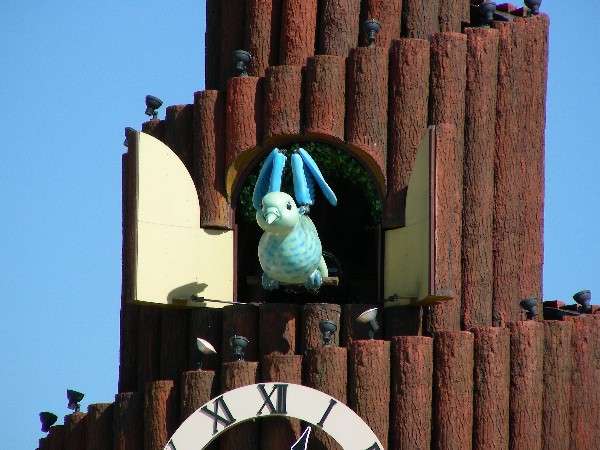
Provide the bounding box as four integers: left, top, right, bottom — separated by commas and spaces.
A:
304, 270, 323, 291
261, 273, 280, 291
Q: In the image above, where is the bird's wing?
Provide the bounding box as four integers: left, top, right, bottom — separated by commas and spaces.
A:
269, 150, 287, 193
252, 149, 277, 210
291, 152, 313, 205
298, 148, 337, 206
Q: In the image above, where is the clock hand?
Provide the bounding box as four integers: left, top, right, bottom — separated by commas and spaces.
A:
290, 426, 311, 450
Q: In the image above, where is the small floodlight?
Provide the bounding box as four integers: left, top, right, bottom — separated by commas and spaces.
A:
524, 0, 541, 15
356, 308, 380, 339
519, 298, 538, 320
145, 95, 163, 119
229, 335, 249, 361
573, 290, 592, 313
66, 389, 85, 412
232, 50, 252, 76
319, 320, 337, 346
39, 412, 58, 433
363, 19, 381, 47
195, 338, 217, 369
479, 2, 497, 26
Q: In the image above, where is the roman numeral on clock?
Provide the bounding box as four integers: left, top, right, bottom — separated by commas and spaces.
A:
200, 396, 236, 434
317, 399, 337, 427
364, 444, 381, 450
257, 383, 288, 415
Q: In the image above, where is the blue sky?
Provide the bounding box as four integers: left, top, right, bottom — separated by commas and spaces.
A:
0, 2, 598, 449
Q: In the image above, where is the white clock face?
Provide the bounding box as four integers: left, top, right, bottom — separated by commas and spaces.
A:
164, 383, 383, 450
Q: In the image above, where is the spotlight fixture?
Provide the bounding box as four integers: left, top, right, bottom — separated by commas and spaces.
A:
39, 412, 58, 433
229, 335, 249, 361
524, 0, 541, 15
363, 19, 381, 47
195, 338, 217, 369
232, 50, 252, 76
124, 127, 135, 147
573, 290, 592, 314
144, 95, 163, 120
519, 298, 538, 320
319, 320, 337, 346
66, 389, 85, 413
479, 1, 497, 26
356, 308, 380, 339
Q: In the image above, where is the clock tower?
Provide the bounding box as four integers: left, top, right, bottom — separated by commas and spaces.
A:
38, 2, 600, 450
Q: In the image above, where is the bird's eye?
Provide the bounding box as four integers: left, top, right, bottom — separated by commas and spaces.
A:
286, 202, 292, 210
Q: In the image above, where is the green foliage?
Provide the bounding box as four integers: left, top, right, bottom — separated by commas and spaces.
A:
237, 142, 383, 223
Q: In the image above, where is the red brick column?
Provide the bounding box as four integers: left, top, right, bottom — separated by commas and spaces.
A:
142, 119, 165, 142
509, 321, 544, 450
64, 412, 87, 450
432, 331, 474, 450
348, 340, 390, 448
218, 0, 244, 88
180, 370, 218, 422
264, 65, 303, 141
47, 425, 65, 450
402, 0, 439, 39
472, 326, 510, 450
360, 0, 402, 48
245, 0, 282, 77
390, 336, 433, 450
259, 303, 298, 356
439, 0, 470, 32
462, 27, 499, 329
164, 104, 194, 174
384, 38, 430, 228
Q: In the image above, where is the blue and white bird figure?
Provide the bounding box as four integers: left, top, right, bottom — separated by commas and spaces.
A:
253, 148, 337, 291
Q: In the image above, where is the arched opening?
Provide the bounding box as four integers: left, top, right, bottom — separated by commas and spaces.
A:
234, 142, 383, 304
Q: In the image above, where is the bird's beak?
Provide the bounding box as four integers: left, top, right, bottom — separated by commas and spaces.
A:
264, 207, 280, 225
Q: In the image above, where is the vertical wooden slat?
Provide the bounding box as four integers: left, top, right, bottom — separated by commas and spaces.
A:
205, 0, 221, 89
542, 320, 572, 450
346, 46, 389, 177
425, 31, 466, 333
220, 361, 259, 449
188, 307, 223, 372
221, 304, 259, 362
263, 65, 303, 141
303, 346, 347, 450
518, 15, 549, 306
86, 403, 113, 450
164, 104, 194, 175
64, 412, 87, 450
318, 0, 361, 56
492, 19, 526, 326
384, 37, 430, 228
137, 306, 161, 391
432, 331, 474, 450
304, 55, 346, 140
159, 308, 189, 381
569, 316, 595, 450
259, 303, 298, 357
301, 303, 341, 352
462, 27, 499, 329
225, 76, 263, 170
113, 392, 142, 450
118, 304, 138, 393
144, 380, 178, 450
193, 90, 232, 229
245, 0, 282, 77
390, 336, 433, 450
348, 340, 390, 448
279, 0, 318, 65
361, 0, 403, 48
218, 0, 245, 89
472, 326, 510, 450
402, 0, 440, 39
509, 321, 543, 450
180, 370, 218, 422
48, 425, 65, 450
438, 0, 470, 32
260, 355, 303, 448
